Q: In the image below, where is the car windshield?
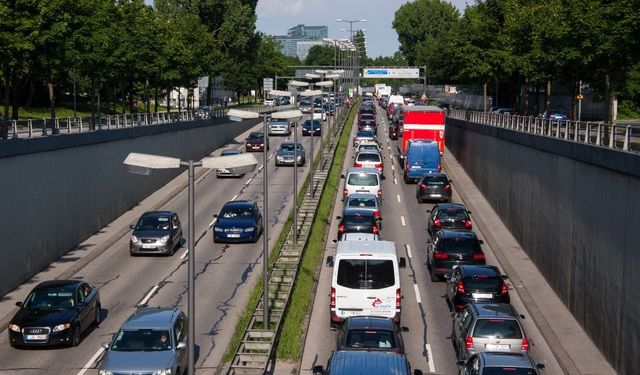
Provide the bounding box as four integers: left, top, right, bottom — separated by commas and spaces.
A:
438, 209, 468, 220
247, 133, 263, 140
348, 198, 376, 208
220, 206, 253, 219
348, 173, 379, 186
136, 216, 170, 231
440, 238, 481, 254
304, 120, 320, 126
221, 150, 241, 156
280, 144, 301, 152
473, 319, 523, 339
110, 329, 173, 352
337, 259, 395, 289
357, 153, 381, 162
421, 176, 448, 185
356, 131, 375, 138
23, 288, 75, 309
482, 368, 537, 375
344, 214, 374, 228
359, 145, 378, 152
345, 329, 397, 349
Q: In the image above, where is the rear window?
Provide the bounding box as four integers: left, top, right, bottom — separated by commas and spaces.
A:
356, 131, 374, 137
344, 214, 374, 228
420, 176, 448, 185
348, 198, 376, 208
356, 153, 381, 162
473, 319, 523, 339
483, 369, 537, 375
345, 329, 397, 349
348, 173, 379, 186
463, 277, 501, 290
337, 259, 395, 289
439, 238, 481, 254
438, 209, 468, 220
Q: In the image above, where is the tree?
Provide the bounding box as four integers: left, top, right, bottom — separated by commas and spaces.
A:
304, 45, 334, 66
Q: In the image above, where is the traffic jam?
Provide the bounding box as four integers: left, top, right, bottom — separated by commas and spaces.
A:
310, 88, 547, 375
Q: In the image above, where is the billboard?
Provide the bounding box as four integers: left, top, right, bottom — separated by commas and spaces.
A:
363, 67, 420, 79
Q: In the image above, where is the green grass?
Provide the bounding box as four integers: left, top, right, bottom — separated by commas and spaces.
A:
275, 101, 360, 360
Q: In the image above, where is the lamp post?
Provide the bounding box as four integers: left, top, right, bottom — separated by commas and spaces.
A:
314, 80, 335, 139
123, 151, 258, 375
226, 97, 298, 329
289, 81, 310, 245
300, 89, 323, 176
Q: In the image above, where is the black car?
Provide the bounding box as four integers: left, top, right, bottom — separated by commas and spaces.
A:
130, 211, 183, 256
388, 122, 399, 140
302, 119, 322, 136
427, 230, 486, 281
336, 316, 407, 354
427, 203, 472, 238
416, 173, 452, 203
445, 265, 509, 312
337, 208, 380, 240
8, 280, 101, 347
213, 200, 264, 243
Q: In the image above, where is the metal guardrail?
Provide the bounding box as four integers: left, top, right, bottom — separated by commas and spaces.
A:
227, 105, 353, 375
449, 109, 640, 154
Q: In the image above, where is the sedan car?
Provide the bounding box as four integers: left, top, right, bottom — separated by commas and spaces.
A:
457, 352, 545, 375
213, 200, 263, 243
344, 193, 382, 226
323, 103, 335, 116
130, 211, 183, 256
275, 142, 305, 166
416, 173, 452, 203
352, 130, 376, 148
445, 265, 510, 312
354, 150, 383, 174
216, 149, 246, 178
357, 143, 381, 153
312, 107, 327, 121
427, 230, 486, 281
427, 203, 472, 238
245, 132, 269, 152
8, 280, 101, 347
302, 119, 322, 136
337, 208, 380, 240
336, 316, 406, 354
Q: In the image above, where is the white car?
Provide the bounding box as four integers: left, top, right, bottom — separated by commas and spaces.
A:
312, 108, 327, 121
264, 98, 275, 106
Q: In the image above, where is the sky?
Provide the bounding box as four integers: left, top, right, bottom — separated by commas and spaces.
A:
256, 0, 470, 58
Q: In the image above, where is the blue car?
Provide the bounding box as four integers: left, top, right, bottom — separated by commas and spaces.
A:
213, 200, 263, 243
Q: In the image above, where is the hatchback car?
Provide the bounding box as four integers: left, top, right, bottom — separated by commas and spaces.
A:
457, 352, 545, 375
336, 316, 406, 354
427, 230, 486, 281
299, 99, 313, 113
302, 119, 322, 136
213, 200, 263, 243
268, 119, 292, 136
452, 303, 529, 361
337, 208, 380, 240
416, 173, 452, 203
357, 143, 381, 153
342, 167, 382, 200
216, 149, 246, 178
312, 108, 327, 121
323, 103, 335, 115
354, 150, 383, 174
445, 265, 510, 312
130, 211, 183, 256
245, 132, 269, 152
9, 280, 101, 347
427, 203, 472, 238
99, 307, 188, 375
344, 193, 382, 227
352, 130, 376, 148
275, 142, 305, 166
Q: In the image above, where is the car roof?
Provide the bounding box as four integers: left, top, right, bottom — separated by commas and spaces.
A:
434, 203, 467, 210
347, 167, 380, 175
419, 173, 448, 180
437, 230, 477, 239
328, 351, 409, 374
35, 280, 82, 290
280, 142, 302, 147
458, 265, 501, 278
122, 307, 181, 330
222, 200, 255, 208
141, 211, 173, 218
479, 352, 536, 368
345, 316, 396, 330
470, 303, 519, 318
343, 208, 376, 216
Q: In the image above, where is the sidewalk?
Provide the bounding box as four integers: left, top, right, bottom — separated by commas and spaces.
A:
442, 149, 615, 375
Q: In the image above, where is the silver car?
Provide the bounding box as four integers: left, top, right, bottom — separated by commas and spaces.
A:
275, 142, 305, 167
268, 119, 292, 136
216, 149, 246, 178
99, 307, 188, 375
344, 193, 382, 228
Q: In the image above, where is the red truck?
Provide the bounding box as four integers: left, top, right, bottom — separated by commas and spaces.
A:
399, 106, 446, 159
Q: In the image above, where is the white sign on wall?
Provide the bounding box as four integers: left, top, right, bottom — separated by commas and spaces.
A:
263, 78, 274, 93
363, 68, 420, 79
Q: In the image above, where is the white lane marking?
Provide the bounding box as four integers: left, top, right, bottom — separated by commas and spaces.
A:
209, 218, 217, 228
139, 285, 159, 306
76, 347, 106, 375
180, 249, 189, 260
405, 244, 413, 258
391, 165, 395, 171
426, 344, 436, 373
246, 178, 253, 184
232, 194, 239, 201
401, 216, 406, 226
393, 178, 397, 185
258, 165, 264, 172
413, 284, 422, 304
397, 194, 401, 203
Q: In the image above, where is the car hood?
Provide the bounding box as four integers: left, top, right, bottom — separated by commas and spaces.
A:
215, 218, 256, 228
277, 151, 296, 157
133, 230, 169, 238
101, 350, 176, 372
12, 307, 77, 327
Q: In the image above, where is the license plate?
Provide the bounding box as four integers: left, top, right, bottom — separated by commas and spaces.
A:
227, 234, 240, 238
472, 293, 493, 299
485, 344, 510, 351
430, 194, 442, 198
142, 244, 156, 249
26, 335, 47, 340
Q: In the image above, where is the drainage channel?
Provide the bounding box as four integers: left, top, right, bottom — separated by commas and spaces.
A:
227, 107, 352, 375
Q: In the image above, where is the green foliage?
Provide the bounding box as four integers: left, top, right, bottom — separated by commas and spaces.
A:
304, 45, 335, 66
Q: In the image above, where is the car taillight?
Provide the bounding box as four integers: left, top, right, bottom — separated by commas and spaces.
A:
501, 282, 509, 295
434, 219, 442, 227
372, 225, 379, 234
457, 280, 465, 293
330, 287, 336, 309
419, 184, 427, 190
343, 189, 348, 197
338, 223, 345, 233
464, 219, 472, 228
473, 252, 486, 260
396, 288, 401, 311
377, 189, 382, 198
444, 184, 451, 191
434, 252, 448, 260
354, 162, 362, 167
374, 163, 382, 169
521, 338, 529, 351
466, 336, 474, 350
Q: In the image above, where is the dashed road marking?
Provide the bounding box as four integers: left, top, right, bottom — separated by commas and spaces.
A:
246, 178, 253, 184
405, 244, 412, 258
139, 285, 159, 306
391, 165, 395, 171
413, 284, 422, 304
77, 347, 105, 375
232, 194, 239, 201
401, 216, 406, 226
180, 249, 189, 260
397, 194, 401, 203
394, 178, 397, 185
426, 344, 436, 373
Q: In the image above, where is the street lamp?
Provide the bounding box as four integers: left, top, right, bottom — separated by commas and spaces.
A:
315, 81, 335, 136
299, 89, 323, 180
123, 151, 258, 375
227, 102, 300, 329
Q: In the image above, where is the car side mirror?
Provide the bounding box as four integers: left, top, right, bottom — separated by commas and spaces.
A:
101, 342, 110, 349
520, 314, 526, 319
401, 326, 409, 332
331, 239, 338, 244
399, 257, 406, 268
381, 175, 386, 180
378, 217, 383, 222
340, 174, 345, 179
456, 360, 466, 367
213, 214, 218, 218
501, 275, 508, 280
449, 179, 453, 183
15, 302, 22, 307
467, 211, 472, 214
425, 209, 431, 213
444, 274, 451, 280
336, 216, 342, 220
177, 342, 187, 350
312, 365, 324, 375
173, 225, 179, 230
326, 256, 334, 267
536, 364, 545, 370
129, 224, 136, 230
478, 240, 484, 245
414, 370, 423, 375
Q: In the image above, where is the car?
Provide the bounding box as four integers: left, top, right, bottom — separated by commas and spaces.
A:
541, 110, 569, 122
8, 280, 101, 347
427, 230, 486, 281
264, 97, 276, 106
278, 96, 291, 106
457, 352, 545, 375
357, 142, 381, 153
302, 119, 322, 136
358, 109, 375, 122
416, 173, 452, 203
323, 103, 335, 115
245, 132, 269, 152
216, 149, 246, 178
426, 203, 472, 238
194, 105, 213, 119
344, 193, 382, 228
494, 108, 515, 115
275, 142, 305, 166
299, 99, 313, 113
312, 107, 327, 121
358, 121, 377, 135
452, 303, 530, 361
339, 232, 379, 241
354, 150, 383, 174
129, 211, 183, 256
337, 208, 380, 240
342, 167, 382, 200
445, 265, 510, 312
336, 316, 407, 354
352, 130, 376, 148
388, 122, 399, 140
313, 351, 422, 375
314, 97, 323, 108
268, 118, 292, 136
213, 200, 264, 243
99, 307, 188, 375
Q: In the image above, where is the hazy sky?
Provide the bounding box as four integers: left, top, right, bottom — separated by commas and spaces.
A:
256, 0, 470, 58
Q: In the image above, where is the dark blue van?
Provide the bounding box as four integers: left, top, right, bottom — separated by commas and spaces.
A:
313, 351, 423, 375
403, 140, 441, 183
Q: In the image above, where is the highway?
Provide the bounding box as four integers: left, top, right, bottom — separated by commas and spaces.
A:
0, 114, 324, 374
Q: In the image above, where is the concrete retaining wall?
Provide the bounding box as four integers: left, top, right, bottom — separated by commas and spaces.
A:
0, 118, 260, 296
445, 118, 640, 375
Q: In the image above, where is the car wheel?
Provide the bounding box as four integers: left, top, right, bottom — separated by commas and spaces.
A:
94, 305, 102, 326
70, 324, 81, 347
430, 267, 440, 282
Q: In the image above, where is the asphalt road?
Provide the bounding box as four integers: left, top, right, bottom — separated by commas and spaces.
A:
298, 106, 563, 375
0, 113, 326, 374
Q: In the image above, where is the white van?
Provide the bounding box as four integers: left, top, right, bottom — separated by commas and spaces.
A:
342, 167, 382, 200
327, 240, 406, 329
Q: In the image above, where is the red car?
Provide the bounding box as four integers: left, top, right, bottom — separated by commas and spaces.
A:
245, 132, 269, 152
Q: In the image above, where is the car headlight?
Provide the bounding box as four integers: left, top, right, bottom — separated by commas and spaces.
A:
8, 324, 20, 332
153, 370, 171, 375
99, 370, 113, 375
244, 227, 255, 232
131, 235, 138, 243
159, 235, 170, 244
276, 156, 284, 161
52, 323, 71, 332
214, 227, 223, 232
296, 155, 302, 161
